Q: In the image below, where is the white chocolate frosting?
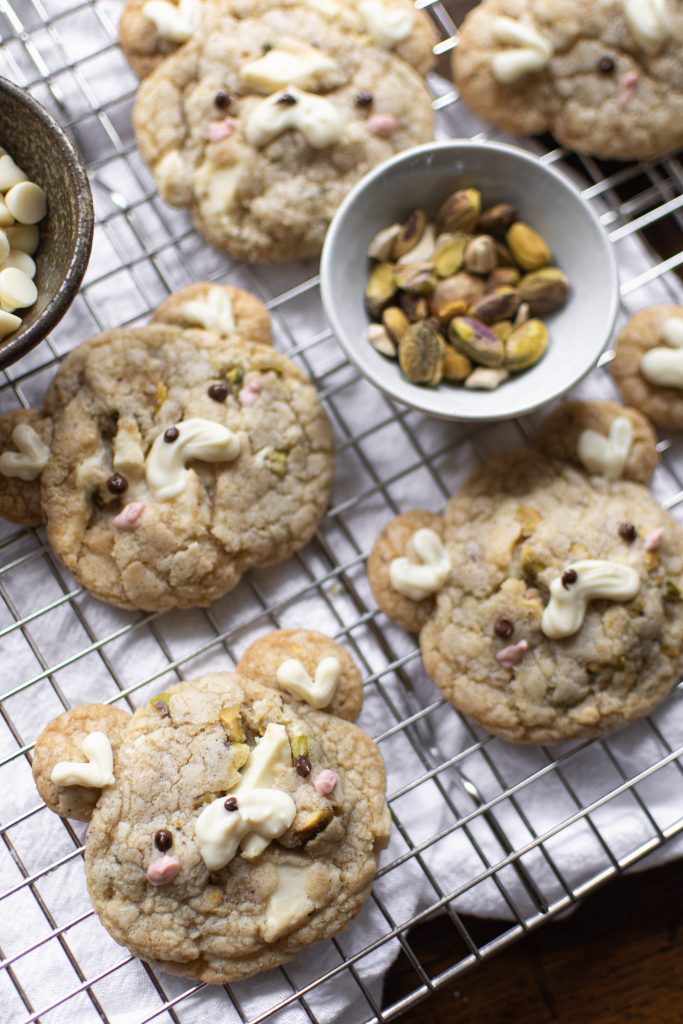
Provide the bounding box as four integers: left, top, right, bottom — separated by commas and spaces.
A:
622, 0, 672, 53
194, 788, 296, 871
239, 43, 338, 94
358, 0, 414, 48
389, 528, 451, 601
276, 656, 340, 708
576, 416, 633, 480
640, 316, 683, 388
245, 87, 342, 149
142, 0, 200, 42
181, 287, 235, 336
490, 15, 553, 84
541, 560, 640, 640
235, 722, 293, 859
50, 732, 115, 789
145, 418, 241, 501
0, 423, 49, 481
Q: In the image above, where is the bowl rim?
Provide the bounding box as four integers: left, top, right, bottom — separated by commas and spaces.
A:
0, 76, 94, 370
320, 138, 620, 423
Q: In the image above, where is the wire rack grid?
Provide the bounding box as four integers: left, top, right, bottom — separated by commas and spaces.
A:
1, 0, 683, 1021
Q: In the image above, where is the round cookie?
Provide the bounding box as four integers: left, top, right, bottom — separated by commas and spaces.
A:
454, 0, 683, 161
533, 399, 659, 484
370, 451, 683, 744
132, 2, 435, 262
120, 0, 437, 80
0, 408, 51, 527
152, 282, 273, 345
612, 305, 683, 431
34, 668, 390, 983
237, 629, 364, 721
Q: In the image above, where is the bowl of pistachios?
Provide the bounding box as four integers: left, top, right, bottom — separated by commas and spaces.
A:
320, 139, 619, 422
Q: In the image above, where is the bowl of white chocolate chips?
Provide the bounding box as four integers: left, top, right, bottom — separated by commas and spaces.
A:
0, 77, 93, 368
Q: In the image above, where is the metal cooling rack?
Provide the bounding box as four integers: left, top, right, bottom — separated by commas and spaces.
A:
1, 0, 683, 1021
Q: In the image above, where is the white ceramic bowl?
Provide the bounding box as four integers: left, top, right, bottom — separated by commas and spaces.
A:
320, 140, 619, 422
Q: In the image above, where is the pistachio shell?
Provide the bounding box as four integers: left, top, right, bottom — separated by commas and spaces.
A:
368, 323, 397, 358
399, 292, 429, 322
469, 287, 520, 325
464, 234, 498, 274
396, 224, 435, 266
382, 306, 410, 344
399, 320, 446, 385
443, 347, 472, 381
433, 232, 469, 277
429, 272, 485, 316
368, 223, 401, 260
365, 262, 396, 317
514, 301, 530, 327
449, 316, 504, 367
518, 267, 569, 316
436, 188, 481, 234
392, 209, 427, 259
494, 241, 517, 268
506, 222, 552, 271
464, 367, 509, 390
394, 263, 436, 295
505, 318, 549, 371
477, 202, 517, 236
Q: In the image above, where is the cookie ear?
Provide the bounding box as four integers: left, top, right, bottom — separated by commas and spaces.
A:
367, 509, 448, 634
33, 704, 131, 821
237, 629, 363, 722
0, 408, 51, 527
151, 283, 273, 347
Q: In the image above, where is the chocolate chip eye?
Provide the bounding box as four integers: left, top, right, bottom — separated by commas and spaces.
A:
208, 382, 229, 402
154, 828, 173, 852
494, 616, 514, 639
214, 90, 230, 110
295, 755, 312, 778
598, 56, 615, 74
164, 426, 179, 443
618, 522, 637, 543
355, 91, 374, 108
561, 568, 578, 589
107, 473, 128, 494
276, 92, 297, 106
224, 796, 239, 812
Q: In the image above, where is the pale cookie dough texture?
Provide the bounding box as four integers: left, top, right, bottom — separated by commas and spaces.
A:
32, 635, 390, 984
612, 304, 683, 430
454, 0, 683, 161
368, 451, 683, 744
120, 0, 438, 80
0, 407, 51, 527
132, 1, 435, 262
152, 281, 273, 345
0, 284, 334, 611
533, 399, 659, 484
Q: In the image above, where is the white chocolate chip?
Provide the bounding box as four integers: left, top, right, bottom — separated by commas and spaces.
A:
1, 251, 36, 278
623, 0, 672, 53
541, 560, 640, 640
246, 87, 342, 149
276, 656, 340, 708
389, 528, 451, 601
182, 286, 235, 335
0, 230, 9, 264
661, 317, 683, 347
576, 416, 633, 480
145, 417, 241, 501
640, 321, 683, 389
5, 181, 47, 225
358, 0, 414, 48
154, 149, 194, 206
0, 423, 49, 481
194, 788, 296, 871
193, 163, 242, 218
0, 155, 27, 192
0, 199, 14, 227
5, 223, 39, 255
50, 732, 115, 789
0, 309, 21, 340
0, 267, 38, 312
113, 418, 146, 478
239, 43, 338, 94
264, 864, 315, 943
142, 0, 200, 43
490, 15, 553, 84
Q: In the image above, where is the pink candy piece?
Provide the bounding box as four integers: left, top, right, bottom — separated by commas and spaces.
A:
206, 117, 237, 143
146, 855, 181, 886
366, 114, 398, 138
496, 639, 529, 670
313, 769, 338, 796
112, 502, 145, 531
238, 378, 262, 407
644, 527, 665, 551
618, 71, 639, 108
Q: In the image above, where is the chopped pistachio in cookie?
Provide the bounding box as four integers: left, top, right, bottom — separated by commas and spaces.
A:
612, 304, 683, 430
0, 283, 334, 611
132, 1, 434, 262
368, 450, 683, 744
120, 0, 437, 80
32, 632, 390, 984
532, 399, 659, 484
454, 0, 683, 161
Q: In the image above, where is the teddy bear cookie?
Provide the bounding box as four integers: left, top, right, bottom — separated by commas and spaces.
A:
454, 0, 683, 161
368, 436, 683, 744
120, 0, 438, 80
131, 0, 435, 262
612, 305, 683, 431
32, 630, 390, 983
0, 283, 334, 611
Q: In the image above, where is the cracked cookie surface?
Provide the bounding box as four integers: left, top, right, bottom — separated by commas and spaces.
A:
454, 0, 683, 160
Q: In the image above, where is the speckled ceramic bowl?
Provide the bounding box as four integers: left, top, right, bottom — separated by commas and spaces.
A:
0, 77, 93, 369
320, 140, 620, 422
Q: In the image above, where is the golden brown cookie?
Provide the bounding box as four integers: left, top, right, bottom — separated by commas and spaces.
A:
367, 509, 444, 634
151, 282, 273, 345
612, 305, 683, 431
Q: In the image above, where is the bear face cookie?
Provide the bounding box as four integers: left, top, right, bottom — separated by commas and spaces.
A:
368, 443, 683, 745
454, 0, 683, 161
0, 284, 334, 611
131, 1, 435, 262
612, 305, 683, 430
32, 631, 390, 983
